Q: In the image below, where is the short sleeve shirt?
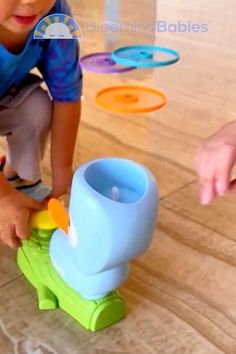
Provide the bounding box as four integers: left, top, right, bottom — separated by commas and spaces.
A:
0, 0, 83, 102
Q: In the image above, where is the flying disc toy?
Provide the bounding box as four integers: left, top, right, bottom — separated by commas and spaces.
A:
80, 52, 136, 73
111, 45, 180, 68
96, 85, 167, 114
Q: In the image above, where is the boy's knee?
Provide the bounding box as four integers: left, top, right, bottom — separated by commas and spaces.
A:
19, 87, 52, 135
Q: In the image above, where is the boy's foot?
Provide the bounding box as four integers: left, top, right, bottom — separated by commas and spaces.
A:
0, 156, 41, 191
8, 176, 42, 191
9, 175, 51, 201
0, 156, 51, 200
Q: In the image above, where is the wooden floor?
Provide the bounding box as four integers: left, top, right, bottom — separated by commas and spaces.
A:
1, 0, 236, 353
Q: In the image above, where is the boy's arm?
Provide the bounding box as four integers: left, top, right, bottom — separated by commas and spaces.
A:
50, 100, 81, 198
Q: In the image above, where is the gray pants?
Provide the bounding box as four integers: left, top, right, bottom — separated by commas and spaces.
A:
0, 75, 52, 180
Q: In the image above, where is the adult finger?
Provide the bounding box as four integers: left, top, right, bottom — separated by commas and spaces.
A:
215, 145, 235, 196
197, 152, 216, 204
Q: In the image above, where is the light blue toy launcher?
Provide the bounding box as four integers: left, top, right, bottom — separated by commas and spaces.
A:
17, 157, 158, 331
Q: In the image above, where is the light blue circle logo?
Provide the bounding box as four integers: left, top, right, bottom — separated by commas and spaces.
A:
34, 13, 83, 39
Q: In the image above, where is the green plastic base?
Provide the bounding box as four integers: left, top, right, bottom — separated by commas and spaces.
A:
17, 228, 126, 332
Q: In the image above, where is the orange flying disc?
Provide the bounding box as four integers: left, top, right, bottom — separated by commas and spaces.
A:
96, 85, 167, 114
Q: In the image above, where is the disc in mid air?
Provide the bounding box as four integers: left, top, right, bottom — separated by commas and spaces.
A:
80, 52, 136, 73
96, 85, 167, 114
112, 45, 180, 68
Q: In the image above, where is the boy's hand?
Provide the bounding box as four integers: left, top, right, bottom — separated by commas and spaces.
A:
51, 165, 73, 199
195, 120, 236, 204
0, 189, 43, 248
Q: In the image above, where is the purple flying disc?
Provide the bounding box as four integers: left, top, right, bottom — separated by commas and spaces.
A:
80, 52, 136, 73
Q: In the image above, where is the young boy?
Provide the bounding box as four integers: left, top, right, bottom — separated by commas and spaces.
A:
196, 121, 236, 204
0, 0, 82, 248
